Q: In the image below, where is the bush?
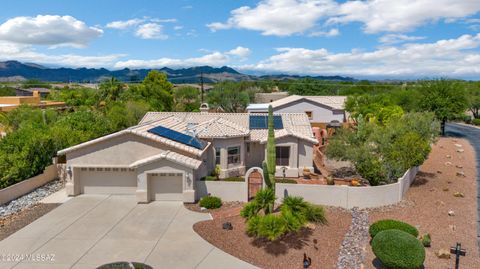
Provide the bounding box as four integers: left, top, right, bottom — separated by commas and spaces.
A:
275, 178, 298, 184
200, 176, 217, 181
473, 118, 480, 126
282, 209, 305, 232
223, 177, 245, 182
420, 233, 431, 247
282, 196, 309, 214
246, 215, 261, 236
199, 196, 222, 209
240, 201, 260, 220
257, 214, 287, 241
369, 219, 419, 239
305, 204, 328, 225
372, 230, 425, 269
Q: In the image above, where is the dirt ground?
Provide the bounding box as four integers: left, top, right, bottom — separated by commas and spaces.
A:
0, 203, 60, 241
364, 137, 480, 269
194, 208, 351, 269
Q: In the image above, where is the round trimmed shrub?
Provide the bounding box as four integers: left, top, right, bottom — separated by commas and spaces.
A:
369, 219, 419, 239
199, 196, 222, 209
372, 229, 425, 269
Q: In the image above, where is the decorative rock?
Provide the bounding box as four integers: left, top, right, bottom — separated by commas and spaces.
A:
445, 162, 452, 166
447, 181, 452, 184
446, 155, 452, 159
437, 170, 443, 174
200, 207, 207, 211
435, 200, 446, 206
448, 210, 455, 216
0, 180, 63, 218
222, 222, 233, 230
335, 207, 369, 269
456, 149, 464, 153
449, 224, 456, 232
455, 164, 463, 169
442, 188, 449, 192
456, 171, 465, 177
306, 223, 316, 230
453, 192, 465, 198
454, 144, 463, 148
435, 249, 451, 259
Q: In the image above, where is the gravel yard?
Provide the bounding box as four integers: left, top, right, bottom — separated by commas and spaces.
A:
364, 137, 480, 268
193, 207, 351, 269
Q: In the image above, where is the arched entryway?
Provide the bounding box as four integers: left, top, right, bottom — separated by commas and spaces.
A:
247, 169, 263, 201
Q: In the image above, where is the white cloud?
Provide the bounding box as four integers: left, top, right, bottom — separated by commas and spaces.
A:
174, 25, 184, 30
309, 28, 339, 37
106, 19, 144, 29
135, 23, 168, 40
379, 34, 426, 44
0, 15, 102, 48
207, 0, 338, 36
239, 33, 480, 78
114, 47, 252, 69
330, 0, 480, 33
227, 46, 252, 58
151, 18, 177, 23
0, 41, 124, 68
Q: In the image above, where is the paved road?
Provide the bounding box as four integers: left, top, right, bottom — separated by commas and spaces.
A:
445, 123, 480, 250
0, 195, 258, 269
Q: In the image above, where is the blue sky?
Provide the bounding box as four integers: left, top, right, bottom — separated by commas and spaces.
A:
0, 0, 479, 79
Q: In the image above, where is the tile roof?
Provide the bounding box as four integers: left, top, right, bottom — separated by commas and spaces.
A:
267, 95, 346, 110
130, 150, 202, 169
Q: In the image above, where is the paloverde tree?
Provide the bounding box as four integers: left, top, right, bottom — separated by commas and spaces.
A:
466, 81, 480, 119
98, 77, 125, 103
417, 79, 467, 135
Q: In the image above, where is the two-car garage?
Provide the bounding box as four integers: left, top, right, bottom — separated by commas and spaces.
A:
76, 168, 184, 201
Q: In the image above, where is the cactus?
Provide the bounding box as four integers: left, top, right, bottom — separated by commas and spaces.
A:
266, 105, 276, 191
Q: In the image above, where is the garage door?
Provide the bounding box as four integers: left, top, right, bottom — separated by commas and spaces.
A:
78, 168, 137, 194
149, 173, 183, 201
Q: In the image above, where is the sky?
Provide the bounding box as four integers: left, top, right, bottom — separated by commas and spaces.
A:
0, 0, 480, 79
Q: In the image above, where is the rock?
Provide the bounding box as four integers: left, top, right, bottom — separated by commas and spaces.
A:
446, 155, 452, 159
442, 188, 449, 192
436, 249, 451, 259
449, 224, 456, 232
456, 149, 464, 153
445, 162, 452, 166
336, 208, 369, 269
448, 210, 455, 216
437, 170, 443, 174
306, 223, 316, 230
435, 200, 446, 206
456, 171, 465, 177
447, 181, 452, 184
455, 164, 463, 168
454, 144, 463, 148
453, 192, 465, 198
200, 207, 207, 211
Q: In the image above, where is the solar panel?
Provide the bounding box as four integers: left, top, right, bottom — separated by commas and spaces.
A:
249, 115, 283, 129
147, 126, 207, 150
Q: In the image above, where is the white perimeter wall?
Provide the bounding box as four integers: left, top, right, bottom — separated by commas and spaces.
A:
195, 166, 419, 209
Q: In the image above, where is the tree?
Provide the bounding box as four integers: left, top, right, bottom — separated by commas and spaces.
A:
0, 86, 15, 96
98, 77, 125, 103
174, 86, 200, 112
206, 81, 250, 112
106, 100, 151, 131
417, 79, 467, 135
466, 82, 480, 119
140, 70, 174, 111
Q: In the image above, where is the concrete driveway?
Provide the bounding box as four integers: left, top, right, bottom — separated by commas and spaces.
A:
0, 195, 257, 269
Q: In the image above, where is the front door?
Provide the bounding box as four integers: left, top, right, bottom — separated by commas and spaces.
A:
248, 170, 263, 200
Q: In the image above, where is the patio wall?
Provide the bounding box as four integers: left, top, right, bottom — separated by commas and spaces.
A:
276, 166, 420, 209
195, 180, 247, 202
0, 165, 59, 205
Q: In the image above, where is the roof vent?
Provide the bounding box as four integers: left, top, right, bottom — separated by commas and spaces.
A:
186, 122, 198, 136
200, 103, 209, 113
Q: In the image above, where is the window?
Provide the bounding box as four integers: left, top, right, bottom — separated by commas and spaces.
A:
227, 146, 240, 165
305, 111, 313, 120
215, 148, 221, 165
246, 143, 250, 153
276, 146, 290, 166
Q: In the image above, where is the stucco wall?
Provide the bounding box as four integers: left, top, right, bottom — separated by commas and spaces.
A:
67, 133, 166, 166
211, 137, 246, 178
195, 180, 247, 202
274, 100, 344, 123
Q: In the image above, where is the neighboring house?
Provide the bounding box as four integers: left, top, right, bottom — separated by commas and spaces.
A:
16, 87, 51, 98
254, 91, 289, 103
57, 110, 317, 203
246, 95, 347, 128
0, 91, 65, 112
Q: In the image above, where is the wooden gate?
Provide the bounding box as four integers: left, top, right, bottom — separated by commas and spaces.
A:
248, 170, 263, 201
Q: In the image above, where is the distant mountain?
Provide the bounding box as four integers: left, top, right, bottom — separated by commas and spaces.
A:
0, 60, 354, 83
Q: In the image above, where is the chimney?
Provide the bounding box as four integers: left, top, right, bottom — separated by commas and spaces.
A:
200, 103, 209, 113
32, 91, 40, 98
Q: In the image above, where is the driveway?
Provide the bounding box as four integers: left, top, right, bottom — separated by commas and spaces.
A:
445, 123, 480, 249
0, 195, 257, 269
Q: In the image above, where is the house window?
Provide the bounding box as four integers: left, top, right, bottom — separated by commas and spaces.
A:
227, 146, 240, 165
215, 148, 221, 165
305, 111, 313, 120
276, 146, 290, 166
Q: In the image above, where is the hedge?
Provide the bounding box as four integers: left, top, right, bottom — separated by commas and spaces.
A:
199, 196, 222, 209
372, 229, 425, 269
369, 219, 419, 239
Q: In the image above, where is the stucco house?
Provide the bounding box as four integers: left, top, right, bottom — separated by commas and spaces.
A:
246, 95, 347, 128
57, 111, 317, 203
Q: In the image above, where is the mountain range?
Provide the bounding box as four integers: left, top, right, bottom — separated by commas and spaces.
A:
0, 61, 354, 83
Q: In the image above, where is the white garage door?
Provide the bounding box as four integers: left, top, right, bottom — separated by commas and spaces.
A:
78, 168, 137, 194
149, 173, 183, 201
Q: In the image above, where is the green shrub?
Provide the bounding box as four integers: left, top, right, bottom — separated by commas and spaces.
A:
253, 188, 276, 215
257, 214, 287, 241
199, 196, 222, 209
200, 176, 217, 181
473, 118, 480, 126
421, 233, 431, 247
240, 201, 260, 220
282, 209, 305, 232
305, 204, 328, 225
282, 196, 309, 214
369, 219, 419, 239
275, 178, 298, 184
372, 230, 425, 269
246, 215, 261, 236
